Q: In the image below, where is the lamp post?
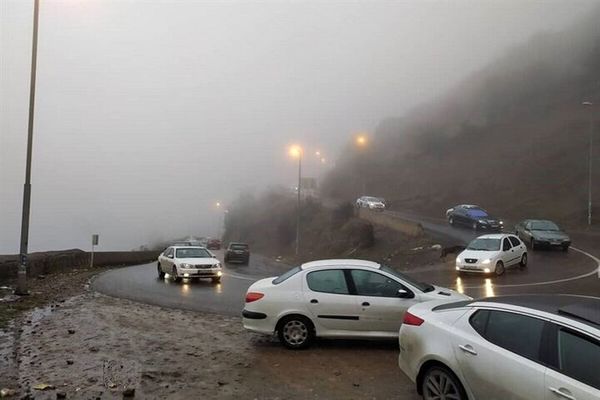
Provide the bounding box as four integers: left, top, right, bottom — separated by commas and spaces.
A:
355, 134, 368, 194
16, 0, 41, 295
289, 145, 303, 256
583, 101, 594, 226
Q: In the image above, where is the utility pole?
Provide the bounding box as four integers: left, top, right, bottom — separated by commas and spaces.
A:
16, 0, 41, 295
583, 101, 594, 226
296, 153, 302, 256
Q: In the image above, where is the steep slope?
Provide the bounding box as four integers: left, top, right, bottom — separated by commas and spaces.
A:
324, 8, 600, 226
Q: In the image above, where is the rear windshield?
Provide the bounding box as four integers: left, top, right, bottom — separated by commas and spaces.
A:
230, 244, 248, 250
272, 266, 301, 284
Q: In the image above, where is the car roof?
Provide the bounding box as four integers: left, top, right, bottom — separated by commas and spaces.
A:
300, 259, 381, 270
455, 204, 480, 209
472, 295, 600, 329
229, 242, 248, 246
171, 246, 208, 250
474, 233, 508, 239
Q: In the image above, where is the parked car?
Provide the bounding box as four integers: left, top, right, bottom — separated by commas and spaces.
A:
456, 234, 527, 276
398, 294, 600, 400
242, 259, 469, 349
356, 196, 386, 211
157, 246, 222, 283
515, 219, 571, 251
206, 238, 221, 250
446, 205, 503, 230
225, 242, 250, 264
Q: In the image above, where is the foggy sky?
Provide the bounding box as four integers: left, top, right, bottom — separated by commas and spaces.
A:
0, 0, 596, 253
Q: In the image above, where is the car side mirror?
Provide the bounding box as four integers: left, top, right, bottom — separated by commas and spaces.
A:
397, 289, 413, 298
167, 254, 174, 259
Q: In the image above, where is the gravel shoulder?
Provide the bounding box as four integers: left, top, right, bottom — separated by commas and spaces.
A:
1, 271, 419, 399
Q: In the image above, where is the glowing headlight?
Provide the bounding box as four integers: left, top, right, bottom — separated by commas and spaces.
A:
455, 266, 460, 271
217, 271, 223, 277
499, 220, 504, 225
484, 268, 491, 273
456, 256, 461, 263
181, 263, 192, 268
481, 259, 491, 265
183, 273, 190, 277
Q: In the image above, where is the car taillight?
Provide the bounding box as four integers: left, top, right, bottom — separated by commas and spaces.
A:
403, 311, 424, 326
245, 292, 264, 303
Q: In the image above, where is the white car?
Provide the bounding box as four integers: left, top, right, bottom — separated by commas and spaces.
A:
456, 234, 527, 276
242, 259, 469, 349
157, 246, 222, 283
398, 294, 600, 400
356, 196, 386, 211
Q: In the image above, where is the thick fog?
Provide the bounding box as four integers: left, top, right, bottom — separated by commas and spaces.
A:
0, 0, 596, 253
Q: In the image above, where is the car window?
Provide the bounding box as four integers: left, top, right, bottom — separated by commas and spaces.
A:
165, 248, 173, 257
557, 329, 600, 390
272, 266, 300, 285
176, 248, 212, 258
503, 238, 512, 251
508, 236, 521, 247
306, 270, 349, 294
350, 270, 406, 297
483, 311, 546, 362
469, 309, 490, 336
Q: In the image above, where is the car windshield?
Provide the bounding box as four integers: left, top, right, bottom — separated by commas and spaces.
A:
231, 244, 248, 250
380, 265, 435, 292
272, 266, 301, 284
530, 221, 560, 231
365, 197, 379, 202
176, 248, 212, 258
467, 238, 501, 251
466, 209, 488, 218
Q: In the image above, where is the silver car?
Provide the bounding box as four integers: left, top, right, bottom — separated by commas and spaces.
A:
157, 246, 222, 283
356, 196, 386, 211
515, 219, 571, 251
398, 294, 600, 400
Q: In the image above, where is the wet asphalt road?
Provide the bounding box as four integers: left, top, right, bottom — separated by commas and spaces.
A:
92, 214, 600, 316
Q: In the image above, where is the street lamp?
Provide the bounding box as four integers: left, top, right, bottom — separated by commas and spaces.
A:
16, 0, 41, 295
583, 101, 594, 225
288, 145, 303, 256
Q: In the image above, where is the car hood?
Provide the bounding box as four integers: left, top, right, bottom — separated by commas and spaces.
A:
178, 257, 220, 265
531, 230, 569, 240
459, 249, 499, 259
476, 217, 500, 224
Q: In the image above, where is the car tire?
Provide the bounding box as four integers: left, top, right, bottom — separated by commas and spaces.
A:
562, 245, 569, 252
421, 365, 468, 400
157, 263, 165, 279
495, 261, 505, 276
519, 253, 528, 268
211, 277, 221, 284
171, 267, 182, 283
277, 315, 314, 350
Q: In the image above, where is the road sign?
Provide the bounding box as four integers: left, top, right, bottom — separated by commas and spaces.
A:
92, 234, 99, 246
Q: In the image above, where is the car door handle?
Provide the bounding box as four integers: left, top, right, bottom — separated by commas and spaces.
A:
459, 344, 477, 355
362, 302, 370, 307
548, 387, 576, 400
310, 299, 318, 304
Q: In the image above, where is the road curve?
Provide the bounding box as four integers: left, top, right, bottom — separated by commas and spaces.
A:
93, 214, 599, 315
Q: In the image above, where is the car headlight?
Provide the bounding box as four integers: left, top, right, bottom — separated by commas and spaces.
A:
483, 268, 491, 273
499, 220, 504, 225
481, 259, 491, 265
215, 263, 222, 269
478, 219, 487, 224
181, 263, 192, 268
456, 256, 461, 263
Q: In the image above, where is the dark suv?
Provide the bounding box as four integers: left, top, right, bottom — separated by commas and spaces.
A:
224, 243, 250, 265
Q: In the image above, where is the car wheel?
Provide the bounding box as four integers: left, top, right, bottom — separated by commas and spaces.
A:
519, 253, 528, 268
495, 261, 505, 276
448, 216, 454, 226
421, 366, 467, 400
562, 245, 569, 252
472, 221, 478, 230
278, 316, 314, 350
157, 263, 165, 279
211, 277, 221, 284
171, 267, 182, 283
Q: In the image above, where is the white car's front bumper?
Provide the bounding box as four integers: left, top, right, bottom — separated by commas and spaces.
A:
456, 262, 493, 274
177, 267, 222, 278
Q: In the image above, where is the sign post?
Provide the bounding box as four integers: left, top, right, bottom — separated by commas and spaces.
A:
91, 234, 99, 268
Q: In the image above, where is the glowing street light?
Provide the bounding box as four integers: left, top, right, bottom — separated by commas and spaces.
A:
215, 201, 221, 208
355, 134, 368, 147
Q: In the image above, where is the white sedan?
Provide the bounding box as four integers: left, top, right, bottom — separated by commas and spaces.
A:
398, 295, 600, 400
356, 196, 386, 211
456, 234, 527, 276
242, 259, 469, 349
157, 246, 222, 283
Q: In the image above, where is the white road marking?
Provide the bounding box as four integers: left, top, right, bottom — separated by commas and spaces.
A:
463, 246, 600, 289
223, 271, 260, 281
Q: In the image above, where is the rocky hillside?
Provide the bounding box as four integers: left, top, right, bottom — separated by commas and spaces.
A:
323, 7, 600, 227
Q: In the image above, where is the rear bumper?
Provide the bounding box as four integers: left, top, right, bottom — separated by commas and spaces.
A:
242, 310, 267, 319
226, 253, 250, 261
243, 312, 275, 334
